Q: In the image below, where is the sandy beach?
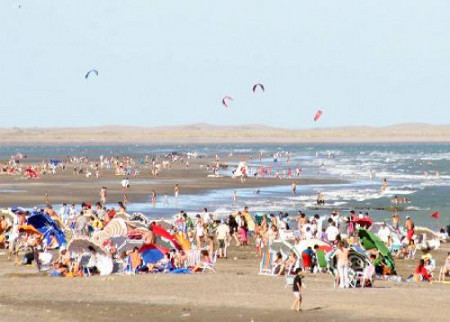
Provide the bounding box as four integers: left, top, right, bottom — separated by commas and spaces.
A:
0, 243, 449, 322
0, 151, 449, 321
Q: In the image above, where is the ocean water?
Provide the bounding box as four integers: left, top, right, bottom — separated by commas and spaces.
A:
1, 143, 450, 230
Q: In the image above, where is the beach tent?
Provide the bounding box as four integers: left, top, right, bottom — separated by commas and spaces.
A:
27, 212, 66, 246
358, 229, 396, 274
139, 243, 167, 264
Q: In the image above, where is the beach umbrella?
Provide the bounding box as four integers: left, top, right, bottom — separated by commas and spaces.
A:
269, 240, 301, 259
294, 239, 331, 254
27, 212, 66, 245
18, 225, 42, 237
92, 217, 128, 246
154, 219, 172, 231
114, 212, 131, 221
110, 236, 144, 254
67, 237, 106, 256
151, 224, 181, 250
131, 212, 149, 225
139, 244, 167, 264
127, 220, 148, 230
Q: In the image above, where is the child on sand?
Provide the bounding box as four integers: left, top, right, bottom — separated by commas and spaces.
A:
291, 268, 303, 312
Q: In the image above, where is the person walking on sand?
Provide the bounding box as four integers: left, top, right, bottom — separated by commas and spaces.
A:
100, 187, 107, 204
291, 268, 303, 312
335, 241, 350, 288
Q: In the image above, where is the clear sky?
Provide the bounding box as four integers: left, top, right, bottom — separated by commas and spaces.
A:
1, 1, 449, 128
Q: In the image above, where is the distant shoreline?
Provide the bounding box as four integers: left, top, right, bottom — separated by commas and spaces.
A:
2, 123, 450, 145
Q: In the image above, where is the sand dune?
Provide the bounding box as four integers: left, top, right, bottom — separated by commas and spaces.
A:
1, 123, 450, 144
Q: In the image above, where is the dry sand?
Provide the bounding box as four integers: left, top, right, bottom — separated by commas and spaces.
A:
0, 244, 449, 322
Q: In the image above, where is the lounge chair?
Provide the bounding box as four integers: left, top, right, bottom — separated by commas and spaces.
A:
258, 248, 273, 275
202, 250, 218, 273
438, 266, 450, 282
356, 264, 375, 288
185, 249, 201, 268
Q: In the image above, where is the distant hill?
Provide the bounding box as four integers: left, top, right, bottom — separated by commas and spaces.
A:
1, 123, 450, 145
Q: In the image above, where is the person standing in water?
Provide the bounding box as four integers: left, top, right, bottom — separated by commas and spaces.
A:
174, 184, 179, 204
151, 189, 157, 207
291, 182, 297, 195
381, 178, 388, 192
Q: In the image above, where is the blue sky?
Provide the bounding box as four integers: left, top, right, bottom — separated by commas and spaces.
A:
1, 1, 449, 128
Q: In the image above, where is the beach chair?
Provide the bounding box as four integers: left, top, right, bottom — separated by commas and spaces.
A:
79, 254, 92, 276
328, 267, 339, 288
356, 264, 375, 288
185, 249, 201, 268
202, 250, 218, 273
438, 266, 450, 282
285, 258, 301, 288
124, 255, 135, 275
258, 248, 273, 275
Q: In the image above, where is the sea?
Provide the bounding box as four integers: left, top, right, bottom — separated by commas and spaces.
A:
1, 144, 449, 230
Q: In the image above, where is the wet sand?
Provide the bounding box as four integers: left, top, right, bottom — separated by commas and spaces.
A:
0, 155, 344, 208
0, 244, 449, 322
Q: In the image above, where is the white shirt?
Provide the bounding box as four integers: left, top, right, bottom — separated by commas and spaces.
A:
326, 226, 339, 241
216, 224, 229, 240
378, 227, 391, 243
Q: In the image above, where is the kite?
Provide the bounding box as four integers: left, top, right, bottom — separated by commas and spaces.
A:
252, 83, 265, 93
85, 69, 99, 79
222, 96, 233, 108
314, 110, 323, 122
